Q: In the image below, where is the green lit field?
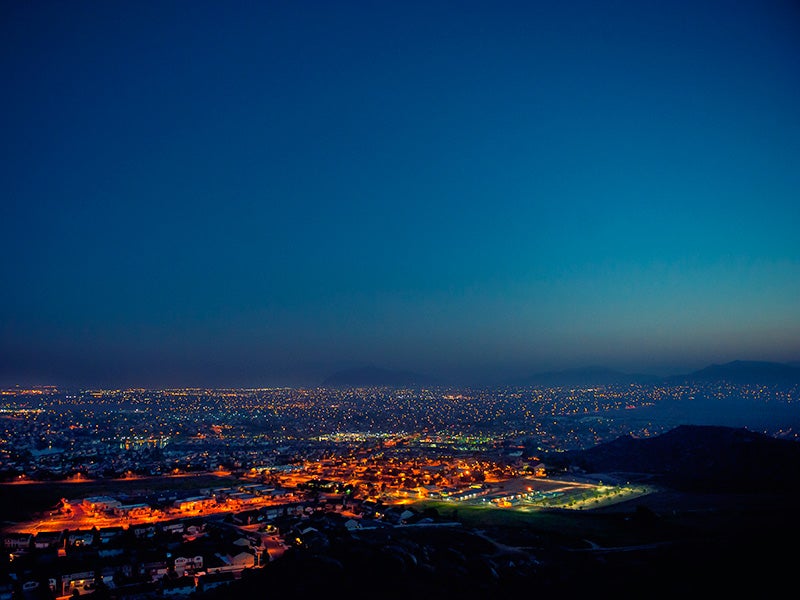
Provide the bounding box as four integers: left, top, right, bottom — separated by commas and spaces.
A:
405, 483, 663, 548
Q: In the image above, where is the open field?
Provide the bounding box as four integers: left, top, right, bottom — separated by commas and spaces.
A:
409, 485, 800, 551
408, 499, 666, 547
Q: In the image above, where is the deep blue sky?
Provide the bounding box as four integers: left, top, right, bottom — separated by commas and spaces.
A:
2, 1, 799, 388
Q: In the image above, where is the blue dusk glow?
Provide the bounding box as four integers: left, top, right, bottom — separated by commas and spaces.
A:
1, 1, 799, 387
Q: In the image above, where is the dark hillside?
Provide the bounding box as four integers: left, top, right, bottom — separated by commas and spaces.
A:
191, 425, 800, 600
544, 424, 800, 492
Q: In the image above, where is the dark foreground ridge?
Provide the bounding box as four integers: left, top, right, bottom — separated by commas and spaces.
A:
192, 425, 800, 599
3, 424, 796, 599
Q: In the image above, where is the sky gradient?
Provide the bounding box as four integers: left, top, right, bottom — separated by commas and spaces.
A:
2, 1, 799, 387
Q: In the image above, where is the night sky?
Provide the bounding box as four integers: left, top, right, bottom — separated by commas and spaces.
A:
2, 1, 799, 388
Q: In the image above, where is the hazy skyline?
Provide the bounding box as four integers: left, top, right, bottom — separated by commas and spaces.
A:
2, 1, 799, 388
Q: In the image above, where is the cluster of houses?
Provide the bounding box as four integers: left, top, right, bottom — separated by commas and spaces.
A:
1, 487, 448, 599
2, 517, 258, 599
66, 483, 296, 526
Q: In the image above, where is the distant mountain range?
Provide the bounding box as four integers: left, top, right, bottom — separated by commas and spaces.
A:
519, 360, 800, 387
321, 365, 437, 388
321, 360, 800, 388
543, 424, 800, 492
664, 360, 800, 385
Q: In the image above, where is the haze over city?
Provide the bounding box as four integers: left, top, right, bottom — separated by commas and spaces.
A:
2, 1, 799, 389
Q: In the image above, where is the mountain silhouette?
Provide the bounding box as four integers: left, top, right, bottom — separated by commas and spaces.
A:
513, 360, 800, 387
665, 360, 800, 385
